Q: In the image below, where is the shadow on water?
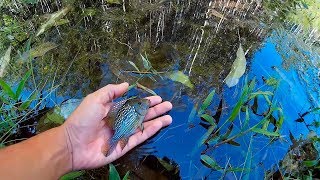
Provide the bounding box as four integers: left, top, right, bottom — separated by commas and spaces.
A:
0, 0, 320, 179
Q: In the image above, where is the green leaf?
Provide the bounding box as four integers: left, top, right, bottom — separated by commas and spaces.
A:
43, 108, 65, 125
128, 61, 140, 72
228, 99, 243, 122
0, 46, 12, 77
303, 160, 318, 167
198, 89, 215, 115
122, 171, 130, 180
109, 164, 121, 180
220, 124, 234, 140
242, 106, 250, 130
18, 92, 37, 111
29, 42, 58, 58
36, 7, 71, 36
107, 0, 122, 4
167, 71, 194, 89
60, 171, 84, 180
224, 44, 247, 87
0, 92, 10, 104
201, 114, 216, 126
200, 155, 222, 170
311, 107, 320, 113
192, 125, 215, 155
251, 128, 280, 137
188, 104, 198, 126
249, 91, 273, 100
140, 53, 152, 70
15, 70, 32, 100
0, 79, 16, 100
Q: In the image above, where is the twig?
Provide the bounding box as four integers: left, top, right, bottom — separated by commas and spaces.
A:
122, 70, 166, 74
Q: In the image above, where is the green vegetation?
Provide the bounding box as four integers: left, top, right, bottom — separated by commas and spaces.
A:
190, 77, 285, 177
0, 0, 319, 179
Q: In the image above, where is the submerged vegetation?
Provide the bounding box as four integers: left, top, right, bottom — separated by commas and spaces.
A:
0, 0, 319, 179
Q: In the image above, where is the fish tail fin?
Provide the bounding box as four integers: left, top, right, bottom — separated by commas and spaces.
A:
102, 138, 117, 157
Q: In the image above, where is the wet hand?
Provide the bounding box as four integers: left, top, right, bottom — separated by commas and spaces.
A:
62, 83, 173, 170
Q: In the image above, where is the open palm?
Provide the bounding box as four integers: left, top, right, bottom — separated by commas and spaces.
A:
62, 83, 173, 170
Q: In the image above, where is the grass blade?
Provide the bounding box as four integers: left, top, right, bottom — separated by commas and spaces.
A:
201, 114, 216, 126
136, 83, 157, 96
198, 89, 215, 115
60, 171, 84, 180
0, 79, 16, 100
122, 171, 130, 180
19, 92, 37, 111
128, 61, 140, 72
200, 154, 222, 170
109, 164, 121, 180
15, 69, 32, 100
251, 128, 280, 137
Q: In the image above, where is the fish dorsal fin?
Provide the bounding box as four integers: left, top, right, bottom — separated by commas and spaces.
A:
105, 99, 128, 128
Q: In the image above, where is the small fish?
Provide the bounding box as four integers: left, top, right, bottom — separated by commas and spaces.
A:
103, 98, 150, 156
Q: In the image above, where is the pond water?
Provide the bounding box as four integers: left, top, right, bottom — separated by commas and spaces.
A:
0, 0, 319, 179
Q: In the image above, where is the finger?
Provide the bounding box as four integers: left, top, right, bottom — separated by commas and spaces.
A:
145, 96, 162, 107
93, 82, 129, 103
121, 115, 172, 155
144, 101, 172, 121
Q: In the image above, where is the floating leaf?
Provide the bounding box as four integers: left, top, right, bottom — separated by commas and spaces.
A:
60, 171, 84, 180
36, 6, 71, 36
200, 155, 222, 170
15, 70, 32, 100
0, 79, 16, 100
201, 114, 216, 126
224, 44, 247, 87
128, 61, 140, 72
109, 164, 121, 180
167, 71, 194, 89
0, 46, 12, 77
198, 89, 215, 115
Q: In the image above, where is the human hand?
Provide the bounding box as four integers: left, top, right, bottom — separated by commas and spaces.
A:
62, 82, 173, 170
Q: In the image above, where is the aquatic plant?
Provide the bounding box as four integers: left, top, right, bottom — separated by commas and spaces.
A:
190, 77, 285, 178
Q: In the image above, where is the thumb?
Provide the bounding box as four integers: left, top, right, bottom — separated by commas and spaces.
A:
94, 82, 129, 104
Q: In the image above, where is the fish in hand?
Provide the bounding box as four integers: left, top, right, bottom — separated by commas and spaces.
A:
103, 98, 150, 156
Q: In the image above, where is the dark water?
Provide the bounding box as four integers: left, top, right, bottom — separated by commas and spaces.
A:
1, 0, 319, 179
